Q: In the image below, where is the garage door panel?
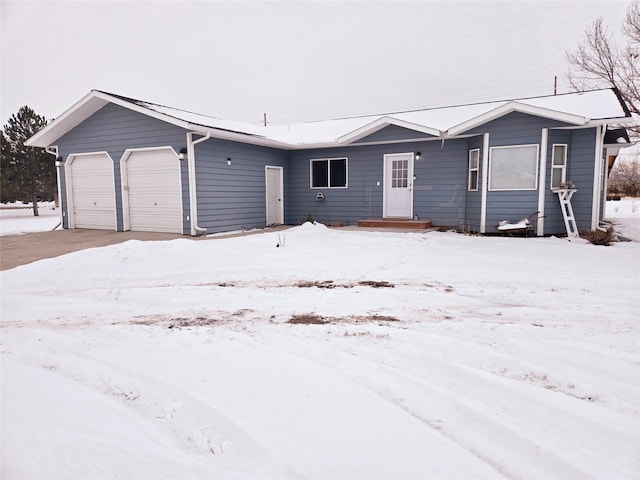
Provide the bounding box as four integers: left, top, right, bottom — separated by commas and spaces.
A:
123, 149, 182, 234
68, 153, 116, 230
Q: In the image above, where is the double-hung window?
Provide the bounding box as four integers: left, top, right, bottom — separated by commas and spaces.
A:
310, 158, 348, 188
551, 144, 567, 189
468, 149, 479, 191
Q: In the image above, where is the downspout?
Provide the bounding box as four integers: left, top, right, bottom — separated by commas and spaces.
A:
480, 133, 489, 233
590, 125, 606, 231
187, 131, 211, 236
45, 146, 63, 230
536, 128, 548, 236
602, 145, 611, 221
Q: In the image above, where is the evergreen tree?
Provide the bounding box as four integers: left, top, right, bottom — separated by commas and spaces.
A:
0, 106, 56, 215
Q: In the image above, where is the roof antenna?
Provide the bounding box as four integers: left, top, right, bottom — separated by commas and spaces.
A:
554, 75, 557, 95
263, 112, 268, 126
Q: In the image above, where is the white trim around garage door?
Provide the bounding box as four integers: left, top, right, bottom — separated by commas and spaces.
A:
65, 151, 117, 230
120, 147, 184, 234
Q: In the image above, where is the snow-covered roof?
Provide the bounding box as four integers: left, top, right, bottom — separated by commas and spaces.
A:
26, 88, 633, 149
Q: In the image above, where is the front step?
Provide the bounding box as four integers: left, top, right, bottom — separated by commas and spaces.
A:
357, 219, 432, 229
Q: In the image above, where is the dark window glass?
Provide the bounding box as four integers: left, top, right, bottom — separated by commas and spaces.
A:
312, 160, 328, 188
330, 158, 347, 187
469, 171, 478, 190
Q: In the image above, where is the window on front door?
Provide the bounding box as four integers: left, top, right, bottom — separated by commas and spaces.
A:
391, 159, 408, 188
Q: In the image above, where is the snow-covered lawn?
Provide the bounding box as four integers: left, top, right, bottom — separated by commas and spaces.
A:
1, 200, 639, 479
0, 202, 60, 236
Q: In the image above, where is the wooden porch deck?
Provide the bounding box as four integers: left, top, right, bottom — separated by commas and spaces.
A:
357, 218, 433, 229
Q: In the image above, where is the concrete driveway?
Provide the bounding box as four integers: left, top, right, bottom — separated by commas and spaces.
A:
0, 226, 293, 271
0, 229, 193, 271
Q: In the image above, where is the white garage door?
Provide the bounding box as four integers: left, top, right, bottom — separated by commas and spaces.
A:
66, 153, 116, 230
122, 149, 183, 234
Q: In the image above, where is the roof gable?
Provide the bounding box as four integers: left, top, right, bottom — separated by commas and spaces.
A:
338, 116, 441, 144
350, 123, 440, 144
446, 101, 588, 136
25, 90, 195, 148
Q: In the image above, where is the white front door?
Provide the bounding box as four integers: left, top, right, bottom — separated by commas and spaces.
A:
265, 166, 284, 225
383, 153, 414, 218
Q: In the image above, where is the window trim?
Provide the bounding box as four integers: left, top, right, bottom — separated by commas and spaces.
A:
468, 148, 480, 191
309, 157, 348, 189
488, 144, 539, 191
550, 144, 567, 190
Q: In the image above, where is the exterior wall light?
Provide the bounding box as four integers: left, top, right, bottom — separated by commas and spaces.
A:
177, 148, 188, 160
415, 152, 422, 161
55, 157, 63, 167
227, 157, 232, 166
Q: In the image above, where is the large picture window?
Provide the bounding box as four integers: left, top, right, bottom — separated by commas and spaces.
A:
550, 144, 567, 189
468, 149, 479, 191
310, 158, 348, 188
489, 145, 539, 191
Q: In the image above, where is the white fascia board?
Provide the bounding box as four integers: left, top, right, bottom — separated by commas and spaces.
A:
585, 116, 636, 126
337, 116, 441, 144
446, 102, 588, 136
25, 90, 196, 148
25, 91, 110, 147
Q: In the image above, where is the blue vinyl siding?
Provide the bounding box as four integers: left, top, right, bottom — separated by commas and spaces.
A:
413, 140, 467, 227
287, 139, 468, 227
466, 112, 586, 234
193, 138, 287, 234
466, 112, 569, 144
57, 166, 68, 228
541, 128, 597, 234
544, 130, 573, 234
464, 136, 484, 232
288, 145, 384, 225
566, 128, 598, 230
55, 103, 189, 233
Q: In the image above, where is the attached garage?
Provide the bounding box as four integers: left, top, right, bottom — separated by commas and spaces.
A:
120, 148, 183, 234
65, 152, 117, 230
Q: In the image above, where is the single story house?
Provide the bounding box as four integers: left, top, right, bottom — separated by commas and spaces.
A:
26, 88, 633, 236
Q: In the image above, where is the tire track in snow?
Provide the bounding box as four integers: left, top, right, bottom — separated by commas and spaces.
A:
2, 329, 303, 479
265, 322, 636, 479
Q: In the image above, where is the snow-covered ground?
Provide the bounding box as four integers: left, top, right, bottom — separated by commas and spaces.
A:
1, 200, 639, 479
605, 197, 640, 241
0, 202, 61, 236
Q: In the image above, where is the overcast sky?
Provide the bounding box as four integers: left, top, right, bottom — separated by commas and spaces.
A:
0, 0, 632, 126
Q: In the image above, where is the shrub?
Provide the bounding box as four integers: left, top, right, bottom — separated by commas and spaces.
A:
580, 227, 617, 246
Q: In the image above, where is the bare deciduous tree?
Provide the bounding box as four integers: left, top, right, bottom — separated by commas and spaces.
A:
567, 1, 640, 135
608, 157, 640, 196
